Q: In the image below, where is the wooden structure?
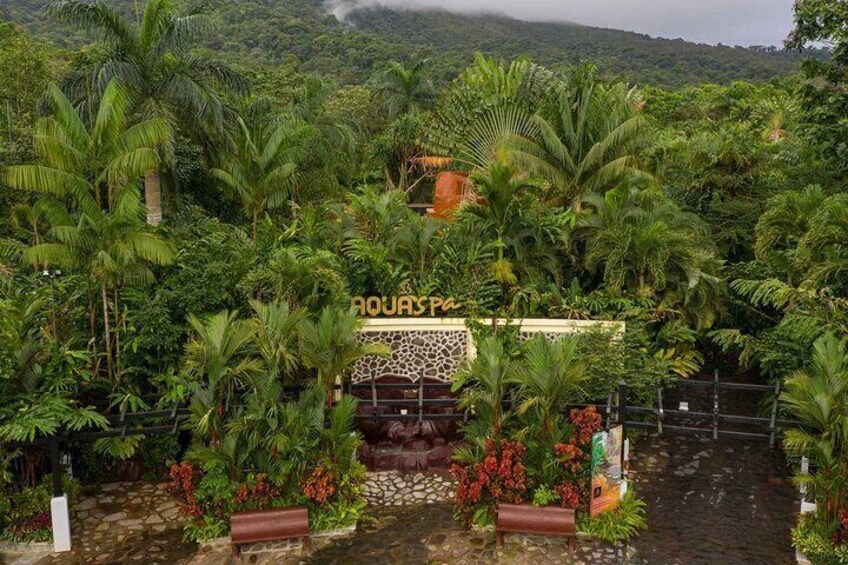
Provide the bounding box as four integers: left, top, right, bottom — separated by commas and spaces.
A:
230, 507, 310, 557
430, 172, 470, 219
495, 503, 577, 550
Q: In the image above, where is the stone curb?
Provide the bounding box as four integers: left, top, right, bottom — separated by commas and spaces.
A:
201, 524, 357, 554
0, 540, 54, 554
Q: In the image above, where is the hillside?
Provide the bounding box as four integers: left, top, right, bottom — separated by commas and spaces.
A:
0, 0, 810, 88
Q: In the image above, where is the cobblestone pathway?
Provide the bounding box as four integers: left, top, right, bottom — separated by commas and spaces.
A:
6, 431, 799, 565
362, 470, 454, 505
187, 503, 626, 565
29, 482, 196, 564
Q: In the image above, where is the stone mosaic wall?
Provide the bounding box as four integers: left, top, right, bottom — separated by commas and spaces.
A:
351, 330, 468, 384
351, 320, 622, 385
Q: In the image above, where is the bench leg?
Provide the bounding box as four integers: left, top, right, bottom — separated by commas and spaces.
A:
232, 544, 240, 559
496, 531, 503, 546
303, 535, 311, 554
569, 536, 576, 553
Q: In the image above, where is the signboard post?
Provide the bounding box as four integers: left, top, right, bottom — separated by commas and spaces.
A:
590, 425, 624, 517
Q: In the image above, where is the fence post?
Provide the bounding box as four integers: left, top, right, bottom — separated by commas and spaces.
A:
49, 435, 71, 552
617, 381, 627, 437
768, 380, 781, 448
656, 386, 664, 435
713, 369, 720, 441
370, 374, 378, 421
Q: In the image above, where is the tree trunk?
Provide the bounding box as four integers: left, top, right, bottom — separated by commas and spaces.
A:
114, 287, 121, 379
571, 196, 583, 213
144, 170, 163, 226
101, 282, 114, 385
88, 287, 99, 378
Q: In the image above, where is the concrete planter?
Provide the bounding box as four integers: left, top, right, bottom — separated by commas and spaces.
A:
796, 550, 812, 565
0, 539, 54, 561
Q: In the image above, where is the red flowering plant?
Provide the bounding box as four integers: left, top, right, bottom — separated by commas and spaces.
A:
233, 473, 284, 512
166, 462, 203, 517
834, 510, 848, 545
302, 465, 338, 505
451, 438, 528, 526
526, 407, 603, 510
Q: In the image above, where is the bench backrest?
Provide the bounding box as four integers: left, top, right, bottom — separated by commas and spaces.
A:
497, 503, 576, 536
231, 507, 309, 544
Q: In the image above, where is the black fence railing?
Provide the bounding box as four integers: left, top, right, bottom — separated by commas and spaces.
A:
5, 372, 804, 499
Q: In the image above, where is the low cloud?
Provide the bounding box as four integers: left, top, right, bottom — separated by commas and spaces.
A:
325, 0, 795, 47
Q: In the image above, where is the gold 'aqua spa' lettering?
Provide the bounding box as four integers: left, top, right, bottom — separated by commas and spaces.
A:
351, 296, 462, 317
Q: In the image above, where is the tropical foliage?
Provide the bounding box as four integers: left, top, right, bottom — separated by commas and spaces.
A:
450, 331, 641, 539
0, 0, 845, 551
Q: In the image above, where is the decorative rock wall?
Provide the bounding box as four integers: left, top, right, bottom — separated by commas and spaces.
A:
351, 330, 468, 384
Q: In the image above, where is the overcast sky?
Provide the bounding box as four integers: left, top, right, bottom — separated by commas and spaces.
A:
328, 0, 796, 47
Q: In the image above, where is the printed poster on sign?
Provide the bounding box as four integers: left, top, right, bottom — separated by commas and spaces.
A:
589, 425, 623, 517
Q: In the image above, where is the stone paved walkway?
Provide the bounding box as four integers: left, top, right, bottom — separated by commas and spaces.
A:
186, 503, 626, 565
4, 431, 799, 565
628, 434, 797, 565
29, 482, 196, 564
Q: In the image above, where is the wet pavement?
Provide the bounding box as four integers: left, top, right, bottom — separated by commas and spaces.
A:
185, 502, 627, 565
629, 434, 797, 564
8, 433, 799, 564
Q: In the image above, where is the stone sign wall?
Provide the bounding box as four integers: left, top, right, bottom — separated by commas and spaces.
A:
350, 318, 625, 385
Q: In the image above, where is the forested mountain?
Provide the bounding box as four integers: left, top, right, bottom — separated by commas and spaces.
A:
0, 0, 813, 87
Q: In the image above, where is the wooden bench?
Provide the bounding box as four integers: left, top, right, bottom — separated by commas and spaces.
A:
230, 506, 310, 558
495, 503, 576, 551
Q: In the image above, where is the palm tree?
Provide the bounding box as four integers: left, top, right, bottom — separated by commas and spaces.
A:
210, 106, 314, 244
510, 335, 586, 435
462, 159, 537, 286
428, 61, 646, 209
781, 334, 848, 524
796, 193, 848, 291
7, 81, 168, 211
184, 310, 259, 445
579, 185, 718, 301
426, 55, 555, 170
49, 0, 249, 225
320, 395, 362, 472
250, 299, 305, 382
452, 336, 514, 437
372, 60, 436, 120
299, 306, 390, 408
754, 184, 825, 284
289, 77, 361, 196
507, 66, 649, 209
6, 80, 174, 384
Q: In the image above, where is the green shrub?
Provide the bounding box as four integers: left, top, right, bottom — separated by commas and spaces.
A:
1, 476, 79, 542
532, 485, 560, 507
793, 513, 848, 565
577, 493, 647, 543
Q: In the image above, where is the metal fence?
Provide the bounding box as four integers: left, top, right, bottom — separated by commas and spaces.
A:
5, 371, 804, 501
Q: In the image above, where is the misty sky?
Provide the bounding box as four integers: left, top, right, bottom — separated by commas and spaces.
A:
330, 0, 796, 47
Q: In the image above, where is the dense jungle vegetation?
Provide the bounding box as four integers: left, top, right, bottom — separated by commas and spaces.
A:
0, 0, 846, 557
1, 0, 820, 88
